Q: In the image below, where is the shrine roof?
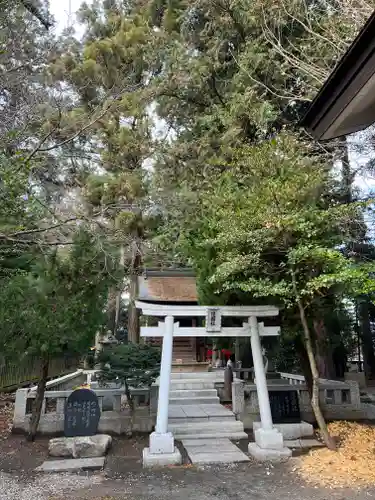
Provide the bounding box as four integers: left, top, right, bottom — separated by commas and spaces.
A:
138, 269, 198, 303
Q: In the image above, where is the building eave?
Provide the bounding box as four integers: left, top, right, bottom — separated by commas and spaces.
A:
301, 11, 375, 140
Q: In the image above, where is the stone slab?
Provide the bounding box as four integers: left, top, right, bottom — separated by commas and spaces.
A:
182, 438, 250, 464
35, 457, 105, 473
168, 407, 187, 418
168, 404, 236, 420
143, 447, 182, 468
174, 431, 249, 441
169, 389, 218, 398
200, 405, 235, 417
300, 439, 324, 447
182, 406, 208, 418
169, 397, 220, 405
253, 421, 314, 440
248, 443, 292, 462
182, 439, 235, 447
283, 438, 323, 449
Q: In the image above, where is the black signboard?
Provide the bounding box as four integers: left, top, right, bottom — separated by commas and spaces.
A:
64, 389, 101, 437
269, 390, 301, 424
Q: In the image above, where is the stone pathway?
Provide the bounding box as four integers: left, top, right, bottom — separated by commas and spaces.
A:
181, 438, 250, 465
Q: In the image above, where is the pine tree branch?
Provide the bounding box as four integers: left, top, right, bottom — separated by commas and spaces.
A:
19, 0, 53, 30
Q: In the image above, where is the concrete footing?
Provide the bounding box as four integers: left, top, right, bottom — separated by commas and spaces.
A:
143, 431, 182, 468
143, 447, 182, 467
254, 428, 284, 450
248, 443, 292, 461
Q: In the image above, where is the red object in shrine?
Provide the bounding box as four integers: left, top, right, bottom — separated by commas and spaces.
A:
221, 348, 232, 360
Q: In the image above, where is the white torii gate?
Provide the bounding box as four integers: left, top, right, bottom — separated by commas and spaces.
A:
136, 301, 289, 466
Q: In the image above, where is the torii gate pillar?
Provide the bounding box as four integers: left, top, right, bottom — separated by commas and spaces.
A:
143, 315, 182, 467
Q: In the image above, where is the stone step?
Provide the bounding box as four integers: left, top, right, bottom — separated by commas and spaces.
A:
171, 372, 223, 380
169, 420, 246, 440
169, 415, 235, 424
169, 415, 236, 424
169, 389, 218, 399
168, 404, 236, 424
182, 438, 250, 464
169, 396, 220, 405
175, 430, 248, 441
170, 381, 215, 391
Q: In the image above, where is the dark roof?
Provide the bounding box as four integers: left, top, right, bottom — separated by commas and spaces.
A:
143, 268, 195, 278
301, 11, 375, 140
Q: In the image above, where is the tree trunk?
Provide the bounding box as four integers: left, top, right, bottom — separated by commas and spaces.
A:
341, 137, 352, 204
296, 337, 313, 396
27, 358, 49, 441
297, 299, 336, 450
124, 379, 134, 437
106, 287, 117, 334
358, 298, 375, 379
290, 269, 336, 449
313, 318, 335, 379
127, 239, 141, 344
114, 244, 125, 334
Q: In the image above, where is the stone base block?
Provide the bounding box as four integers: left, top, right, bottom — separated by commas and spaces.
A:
149, 431, 174, 454
143, 447, 182, 468
253, 421, 314, 440
248, 443, 292, 462
49, 435, 112, 458
254, 428, 283, 450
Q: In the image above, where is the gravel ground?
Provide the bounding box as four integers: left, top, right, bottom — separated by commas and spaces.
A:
0, 471, 105, 500
0, 460, 374, 500
0, 431, 374, 499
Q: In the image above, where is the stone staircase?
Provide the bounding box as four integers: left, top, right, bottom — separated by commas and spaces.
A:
167, 372, 248, 441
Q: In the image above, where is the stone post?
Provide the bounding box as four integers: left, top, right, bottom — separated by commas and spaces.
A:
224, 365, 233, 401
212, 345, 217, 367
232, 379, 245, 417
248, 316, 291, 461
155, 315, 173, 434
249, 316, 273, 431
143, 315, 182, 467
13, 389, 28, 431
56, 397, 66, 414
150, 384, 158, 414
112, 395, 121, 412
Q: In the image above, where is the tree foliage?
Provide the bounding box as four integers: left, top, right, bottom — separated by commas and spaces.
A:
98, 342, 160, 434
0, 230, 119, 439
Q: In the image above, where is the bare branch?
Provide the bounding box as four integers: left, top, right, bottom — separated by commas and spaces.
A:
229, 48, 310, 102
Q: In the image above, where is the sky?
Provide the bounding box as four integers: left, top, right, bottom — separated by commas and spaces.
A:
50, 0, 90, 34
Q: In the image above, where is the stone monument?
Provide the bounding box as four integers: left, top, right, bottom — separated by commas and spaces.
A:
48, 388, 111, 460
64, 388, 101, 437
